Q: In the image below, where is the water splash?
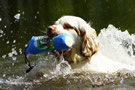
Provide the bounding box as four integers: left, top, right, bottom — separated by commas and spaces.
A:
14, 13, 21, 20
0, 18, 2, 22
24, 24, 135, 81
0, 30, 4, 37
98, 24, 135, 65
26, 54, 73, 80
0, 25, 135, 89
77, 25, 135, 73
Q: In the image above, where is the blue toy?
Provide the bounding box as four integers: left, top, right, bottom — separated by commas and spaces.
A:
24, 33, 74, 55
24, 33, 74, 73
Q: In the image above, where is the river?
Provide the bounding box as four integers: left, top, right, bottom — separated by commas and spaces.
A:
0, 0, 135, 89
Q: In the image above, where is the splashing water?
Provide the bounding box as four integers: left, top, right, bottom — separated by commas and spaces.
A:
67, 24, 135, 73
96, 25, 135, 72
27, 53, 73, 80
98, 24, 135, 64
14, 13, 21, 21
24, 25, 135, 86
0, 25, 135, 89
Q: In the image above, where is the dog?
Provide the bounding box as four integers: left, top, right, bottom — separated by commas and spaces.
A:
47, 16, 98, 68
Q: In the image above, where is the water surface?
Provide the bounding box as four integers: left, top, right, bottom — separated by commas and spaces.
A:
0, 0, 135, 89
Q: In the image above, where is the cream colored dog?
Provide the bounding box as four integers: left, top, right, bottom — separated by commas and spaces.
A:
47, 16, 98, 68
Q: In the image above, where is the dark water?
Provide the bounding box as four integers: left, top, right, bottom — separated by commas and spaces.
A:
0, 0, 135, 89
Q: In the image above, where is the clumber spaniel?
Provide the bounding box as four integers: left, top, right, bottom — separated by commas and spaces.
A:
47, 16, 98, 68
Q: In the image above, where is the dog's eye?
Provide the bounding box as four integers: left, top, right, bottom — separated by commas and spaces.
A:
63, 23, 74, 29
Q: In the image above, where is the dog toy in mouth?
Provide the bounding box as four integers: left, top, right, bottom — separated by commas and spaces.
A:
24, 33, 74, 55
24, 33, 74, 73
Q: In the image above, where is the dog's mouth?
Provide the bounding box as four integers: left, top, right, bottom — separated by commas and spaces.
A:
49, 34, 65, 58
47, 33, 58, 39
47, 33, 73, 57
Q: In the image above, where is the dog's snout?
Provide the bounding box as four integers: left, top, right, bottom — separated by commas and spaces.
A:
48, 26, 56, 31
47, 26, 56, 36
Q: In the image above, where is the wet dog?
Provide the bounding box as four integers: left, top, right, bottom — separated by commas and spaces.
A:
47, 16, 98, 68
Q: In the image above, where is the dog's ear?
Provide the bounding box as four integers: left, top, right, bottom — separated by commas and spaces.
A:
80, 24, 98, 59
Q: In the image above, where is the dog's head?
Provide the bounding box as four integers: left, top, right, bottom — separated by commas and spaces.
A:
47, 16, 98, 65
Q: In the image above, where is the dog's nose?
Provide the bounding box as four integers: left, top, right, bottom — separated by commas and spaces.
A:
48, 26, 55, 31
47, 26, 56, 36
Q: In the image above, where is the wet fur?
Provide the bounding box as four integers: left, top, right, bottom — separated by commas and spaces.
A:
47, 16, 98, 68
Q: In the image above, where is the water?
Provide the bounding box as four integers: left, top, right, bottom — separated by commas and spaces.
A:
0, 0, 135, 89
0, 25, 135, 89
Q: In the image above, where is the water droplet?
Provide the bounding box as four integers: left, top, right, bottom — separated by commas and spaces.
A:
3, 33, 6, 36
10, 30, 13, 33
12, 48, 18, 55
3, 74, 6, 77
14, 13, 21, 20
12, 57, 16, 61
37, 11, 39, 14
19, 48, 22, 54
6, 41, 10, 44
0, 30, 3, 33
22, 11, 25, 15
2, 55, 6, 59
4, 25, 7, 28
34, 16, 37, 19
13, 40, 16, 43
25, 44, 28, 47
8, 52, 13, 57
0, 30, 3, 37
12, 62, 15, 66
0, 18, 2, 22
120, 78, 124, 83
